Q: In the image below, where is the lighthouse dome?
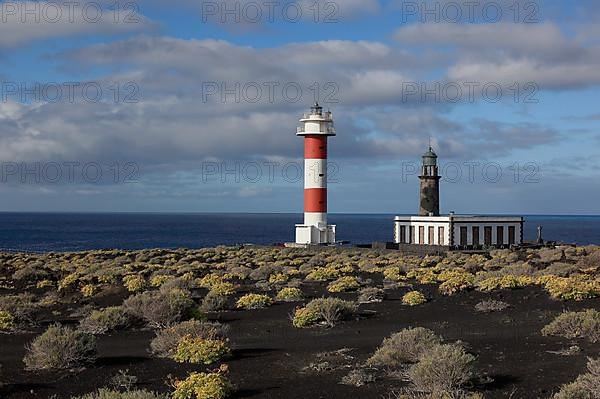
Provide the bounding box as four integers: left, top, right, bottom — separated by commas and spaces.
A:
422, 146, 437, 166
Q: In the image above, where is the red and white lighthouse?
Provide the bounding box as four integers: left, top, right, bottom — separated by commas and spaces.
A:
295, 103, 336, 245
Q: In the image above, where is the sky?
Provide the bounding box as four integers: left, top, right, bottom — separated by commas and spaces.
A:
0, 0, 599, 215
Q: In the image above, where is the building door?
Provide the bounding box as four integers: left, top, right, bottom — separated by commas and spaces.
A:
472, 226, 480, 246
428, 227, 435, 245
438, 226, 445, 246
410, 226, 415, 244
460, 226, 467, 246
400, 226, 406, 243
497, 226, 504, 245
484, 227, 492, 245
419, 226, 425, 244
508, 226, 516, 245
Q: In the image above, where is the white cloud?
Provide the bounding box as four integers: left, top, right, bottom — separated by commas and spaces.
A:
0, 1, 156, 48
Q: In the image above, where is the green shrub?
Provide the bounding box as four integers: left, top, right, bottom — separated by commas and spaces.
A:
150, 320, 228, 358
327, 276, 360, 293
23, 324, 96, 370
292, 297, 356, 328
0, 310, 15, 330
200, 290, 229, 312
123, 288, 194, 328
553, 357, 600, 399
173, 336, 230, 365
0, 293, 37, 325
80, 306, 130, 334
402, 291, 427, 306
275, 287, 304, 302
235, 294, 272, 309
542, 309, 600, 343
408, 343, 475, 394
172, 372, 234, 399
553, 382, 593, 399
72, 389, 166, 399
368, 327, 442, 367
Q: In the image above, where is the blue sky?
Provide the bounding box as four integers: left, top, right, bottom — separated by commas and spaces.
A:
0, 0, 599, 214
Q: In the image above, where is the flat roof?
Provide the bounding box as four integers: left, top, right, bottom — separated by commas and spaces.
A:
394, 215, 523, 221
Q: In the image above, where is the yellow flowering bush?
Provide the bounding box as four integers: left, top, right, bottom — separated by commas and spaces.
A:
305, 267, 341, 281
476, 275, 534, 292
292, 298, 356, 328
36, 280, 54, 289
538, 275, 600, 300
327, 276, 360, 293
123, 275, 146, 293
275, 287, 304, 302
292, 306, 322, 328
268, 273, 288, 285
210, 282, 237, 296
172, 372, 234, 399
58, 272, 80, 291
80, 284, 99, 298
235, 294, 272, 309
173, 336, 230, 365
383, 268, 408, 282
198, 273, 223, 288
438, 271, 475, 296
407, 268, 439, 284
402, 291, 427, 306
150, 275, 172, 287
0, 310, 15, 330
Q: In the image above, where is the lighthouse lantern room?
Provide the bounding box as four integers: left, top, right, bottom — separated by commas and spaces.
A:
295, 103, 336, 245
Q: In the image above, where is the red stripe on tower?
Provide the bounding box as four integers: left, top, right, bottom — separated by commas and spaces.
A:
304, 188, 327, 213
304, 136, 327, 159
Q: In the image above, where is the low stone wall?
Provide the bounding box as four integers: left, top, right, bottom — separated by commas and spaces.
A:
396, 243, 451, 255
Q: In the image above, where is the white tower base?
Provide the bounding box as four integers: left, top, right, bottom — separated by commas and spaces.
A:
295, 224, 336, 245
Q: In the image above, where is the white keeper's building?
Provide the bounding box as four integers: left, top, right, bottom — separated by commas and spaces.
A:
393, 214, 523, 249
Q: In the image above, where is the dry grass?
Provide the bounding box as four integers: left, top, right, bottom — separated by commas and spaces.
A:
408, 343, 476, 394
368, 327, 442, 367
123, 288, 194, 329
23, 324, 96, 370
80, 306, 130, 335
553, 357, 600, 399
542, 309, 600, 343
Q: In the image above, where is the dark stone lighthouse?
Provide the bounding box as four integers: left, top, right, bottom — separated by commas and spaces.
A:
418, 146, 441, 216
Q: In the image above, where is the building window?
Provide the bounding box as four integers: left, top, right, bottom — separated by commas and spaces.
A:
410, 226, 415, 244
400, 225, 406, 243
484, 226, 492, 245
419, 226, 425, 244
497, 226, 504, 246
508, 226, 516, 245
428, 226, 434, 245
438, 226, 444, 246
472, 226, 480, 246
460, 226, 467, 246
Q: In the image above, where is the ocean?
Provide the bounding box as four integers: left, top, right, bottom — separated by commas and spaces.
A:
0, 213, 598, 252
